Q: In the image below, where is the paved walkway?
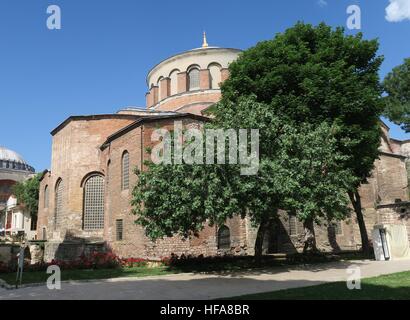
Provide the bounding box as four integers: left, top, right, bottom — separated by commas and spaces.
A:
1, 259, 410, 300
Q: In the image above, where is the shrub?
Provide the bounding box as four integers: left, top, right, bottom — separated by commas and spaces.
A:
0, 252, 159, 274
120, 257, 148, 268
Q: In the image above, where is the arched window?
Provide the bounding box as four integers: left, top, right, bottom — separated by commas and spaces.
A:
83, 175, 105, 230
44, 185, 49, 209
42, 227, 47, 240
188, 68, 200, 91
169, 69, 179, 96
157, 76, 164, 101
54, 179, 63, 228
106, 160, 111, 185
209, 63, 222, 89
289, 214, 297, 236
217, 226, 231, 250
122, 151, 130, 190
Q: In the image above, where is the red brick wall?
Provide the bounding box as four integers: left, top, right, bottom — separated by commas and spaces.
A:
37, 117, 137, 243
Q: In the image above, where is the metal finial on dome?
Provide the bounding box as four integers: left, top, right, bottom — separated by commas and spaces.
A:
202, 31, 209, 48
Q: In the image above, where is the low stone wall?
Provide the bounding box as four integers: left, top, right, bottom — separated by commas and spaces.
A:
44, 241, 107, 262
0, 244, 20, 264
376, 202, 410, 243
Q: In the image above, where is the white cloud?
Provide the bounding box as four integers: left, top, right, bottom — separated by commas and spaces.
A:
317, 0, 328, 7
386, 0, 410, 22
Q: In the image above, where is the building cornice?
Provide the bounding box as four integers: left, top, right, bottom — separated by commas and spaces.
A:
379, 151, 407, 160
100, 113, 210, 150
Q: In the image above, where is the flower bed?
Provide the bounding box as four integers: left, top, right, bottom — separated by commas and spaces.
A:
0, 252, 154, 273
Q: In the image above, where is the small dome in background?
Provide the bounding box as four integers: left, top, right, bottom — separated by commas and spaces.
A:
0, 146, 28, 164
0, 146, 35, 173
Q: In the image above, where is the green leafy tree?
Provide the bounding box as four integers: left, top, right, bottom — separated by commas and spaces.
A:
211, 96, 355, 254
219, 22, 383, 255
133, 96, 354, 258
12, 174, 41, 218
383, 58, 410, 132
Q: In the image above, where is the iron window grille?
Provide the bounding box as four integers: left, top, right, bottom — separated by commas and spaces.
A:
83, 175, 105, 230
217, 226, 231, 250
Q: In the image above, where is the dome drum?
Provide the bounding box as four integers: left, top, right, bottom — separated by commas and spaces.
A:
146, 47, 241, 110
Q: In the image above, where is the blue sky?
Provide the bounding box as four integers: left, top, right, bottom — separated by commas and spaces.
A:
1, 0, 409, 171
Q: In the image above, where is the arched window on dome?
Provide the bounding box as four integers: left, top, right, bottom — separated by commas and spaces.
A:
209, 63, 222, 89
217, 225, 231, 250
188, 67, 200, 91
83, 174, 105, 230
169, 69, 179, 96
157, 76, 164, 101
122, 151, 130, 191
54, 179, 63, 229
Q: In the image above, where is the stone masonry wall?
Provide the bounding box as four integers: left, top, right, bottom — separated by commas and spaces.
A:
37, 117, 137, 244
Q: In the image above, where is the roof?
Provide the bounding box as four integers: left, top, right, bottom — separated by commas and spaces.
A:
391, 138, 410, 144
379, 151, 407, 160
38, 169, 50, 182
100, 113, 210, 150
50, 114, 142, 136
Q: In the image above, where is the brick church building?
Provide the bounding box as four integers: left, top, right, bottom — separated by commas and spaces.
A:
36, 36, 410, 261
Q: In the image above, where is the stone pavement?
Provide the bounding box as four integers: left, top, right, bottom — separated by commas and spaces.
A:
1, 259, 409, 300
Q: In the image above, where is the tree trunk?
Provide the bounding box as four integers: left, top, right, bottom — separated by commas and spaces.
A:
348, 190, 371, 256
254, 217, 270, 265
303, 218, 318, 253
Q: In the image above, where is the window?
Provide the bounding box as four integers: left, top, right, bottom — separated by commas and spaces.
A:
54, 179, 63, 229
122, 151, 130, 190
188, 68, 200, 91
83, 175, 105, 230
217, 226, 231, 250
30, 216, 37, 231
333, 221, 343, 236
209, 63, 222, 89
44, 185, 49, 208
157, 76, 165, 101
116, 219, 124, 241
289, 215, 298, 236
106, 160, 111, 185
169, 69, 179, 96
42, 227, 47, 240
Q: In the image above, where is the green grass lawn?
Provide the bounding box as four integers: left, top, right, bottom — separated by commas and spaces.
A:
0, 266, 179, 286
228, 271, 410, 300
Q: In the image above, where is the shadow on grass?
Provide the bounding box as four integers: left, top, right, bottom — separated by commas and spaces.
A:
167, 252, 375, 278
225, 271, 410, 300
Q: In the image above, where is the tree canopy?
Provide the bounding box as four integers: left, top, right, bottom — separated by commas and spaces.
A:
383, 58, 410, 132
12, 174, 41, 217
218, 22, 383, 254
221, 22, 383, 185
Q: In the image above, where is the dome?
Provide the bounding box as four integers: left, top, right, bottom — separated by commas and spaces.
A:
0, 146, 35, 173
0, 147, 27, 164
